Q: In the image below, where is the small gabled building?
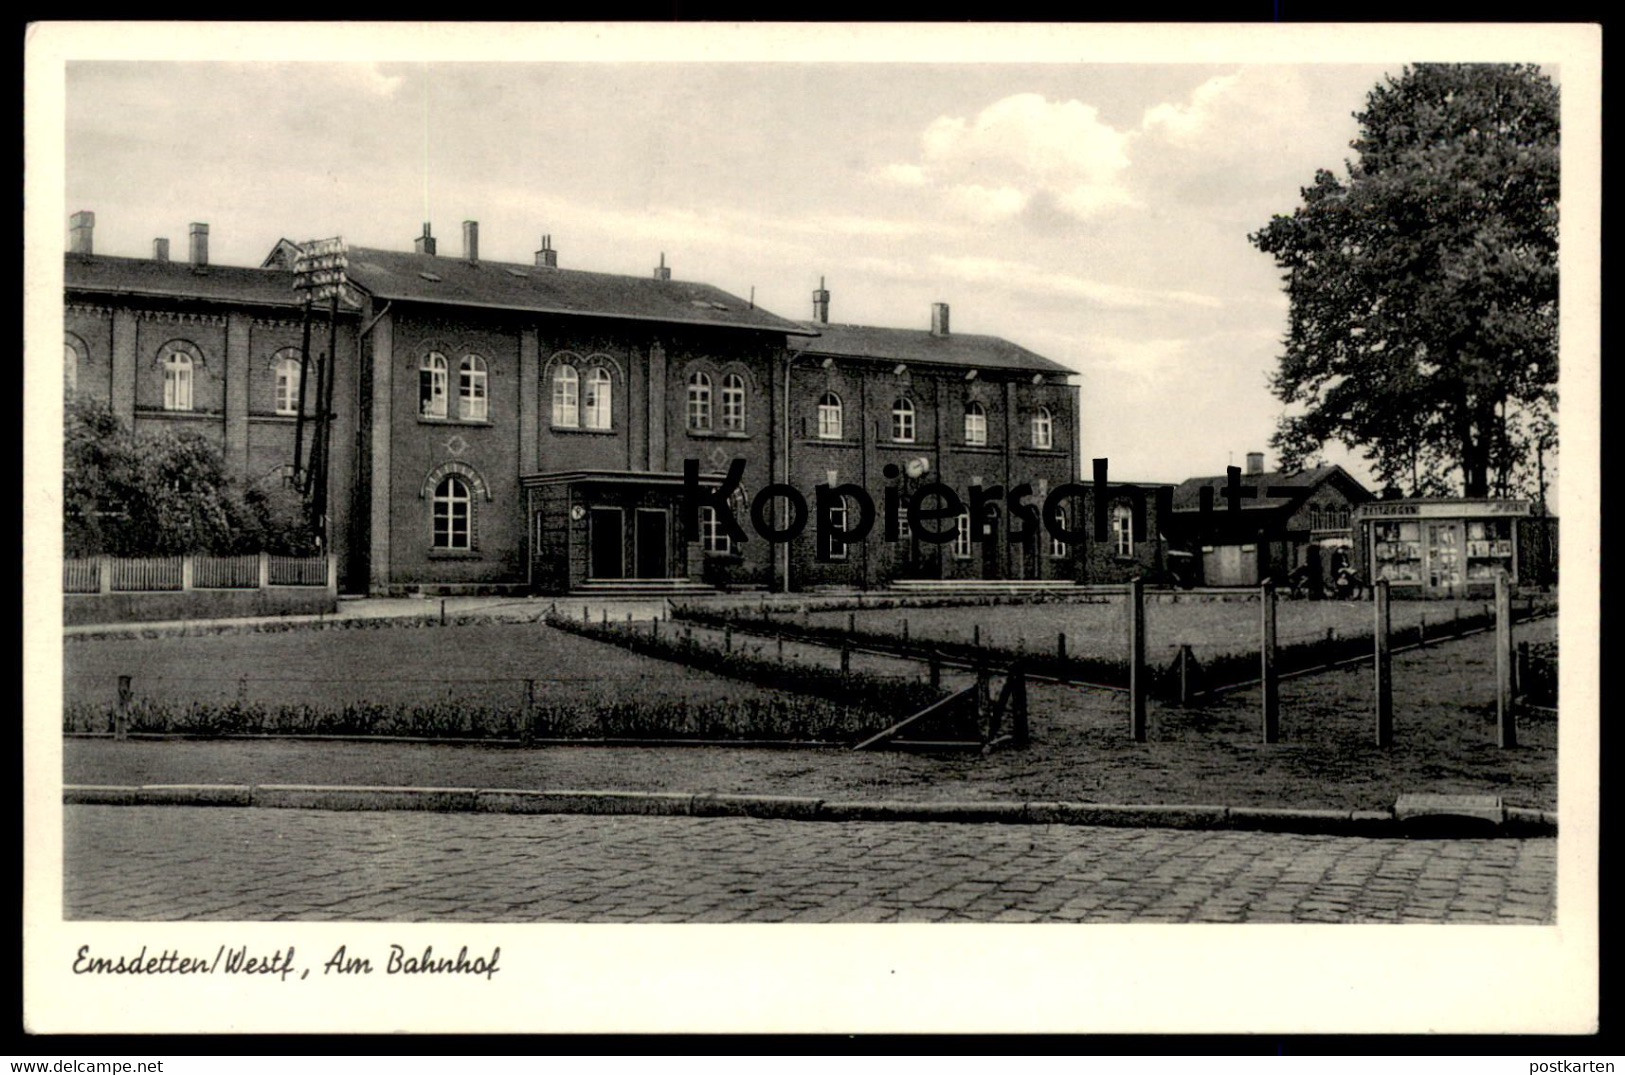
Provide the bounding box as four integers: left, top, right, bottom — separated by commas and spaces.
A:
1164, 453, 1373, 586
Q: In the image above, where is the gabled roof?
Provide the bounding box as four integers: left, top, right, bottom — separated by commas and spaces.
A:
788, 321, 1073, 375
342, 247, 815, 336
1170, 465, 1373, 513
65, 253, 305, 310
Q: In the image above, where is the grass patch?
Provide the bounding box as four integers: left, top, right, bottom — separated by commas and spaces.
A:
62, 619, 910, 743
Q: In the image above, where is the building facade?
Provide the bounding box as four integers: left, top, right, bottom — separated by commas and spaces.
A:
66, 214, 1100, 595
1164, 455, 1373, 586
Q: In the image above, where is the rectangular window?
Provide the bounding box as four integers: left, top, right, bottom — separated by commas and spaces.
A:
420, 368, 447, 419
818, 402, 842, 439
163, 363, 193, 411
1050, 509, 1068, 557
828, 500, 848, 561
721, 379, 745, 431
700, 505, 731, 554
1113, 508, 1134, 557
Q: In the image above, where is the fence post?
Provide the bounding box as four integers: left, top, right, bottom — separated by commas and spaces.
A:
1011, 663, 1029, 747
848, 612, 856, 636
1057, 632, 1067, 662
115, 675, 131, 741
724, 626, 733, 652
976, 664, 992, 743
776, 635, 784, 661
929, 650, 942, 690
181, 555, 194, 593
583, 605, 589, 622
1128, 578, 1147, 743
327, 553, 338, 593
1177, 645, 1192, 706
257, 552, 269, 590
840, 640, 851, 675
1374, 579, 1393, 748
973, 624, 981, 648
1261, 578, 1279, 744
652, 617, 659, 641
521, 678, 536, 747
441, 598, 447, 626
99, 555, 112, 595
1496, 572, 1517, 748
1418, 613, 1428, 648
902, 618, 910, 649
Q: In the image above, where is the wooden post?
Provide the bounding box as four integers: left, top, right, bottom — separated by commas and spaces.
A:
1011, 663, 1029, 747
652, 617, 659, 641
440, 598, 447, 626
1418, 613, 1427, 648
973, 624, 981, 648
776, 635, 784, 661
848, 611, 856, 635
582, 605, 589, 622
257, 552, 269, 590
902, 618, 910, 648
1178, 645, 1192, 706
724, 626, 733, 652
1128, 577, 1147, 742
976, 664, 992, 743
840, 641, 851, 675
1057, 632, 1067, 661
929, 650, 942, 690
1374, 579, 1393, 748
1496, 572, 1517, 748
521, 678, 536, 747
181, 555, 194, 593
115, 675, 131, 741
1261, 578, 1279, 744
602, 608, 609, 625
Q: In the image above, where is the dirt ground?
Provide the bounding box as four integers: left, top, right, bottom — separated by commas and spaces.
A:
64, 617, 1557, 811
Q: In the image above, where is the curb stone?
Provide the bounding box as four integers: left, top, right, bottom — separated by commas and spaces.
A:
61, 784, 1557, 837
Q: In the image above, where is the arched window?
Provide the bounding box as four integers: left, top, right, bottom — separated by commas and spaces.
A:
583, 367, 613, 430
552, 364, 579, 427
721, 373, 746, 432
1032, 405, 1053, 449
162, 349, 193, 411
274, 355, 302, 416
419, 352, 448, 419
687, 371, 712, 430
817, 392, 843, 440
64, 343, 77, 398
891, 397, 915, 442
1112, 504, 1134, 557
459, 354, 488, 421
433, 475, 472, 550
963, 401, 987, 446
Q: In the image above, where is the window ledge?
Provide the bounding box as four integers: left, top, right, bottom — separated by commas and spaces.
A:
686, 429, 751, 439
428, 549, 482, 560
799, 438, 860, 448
135, 408, 221, 419
420, 417, 494, 427
954, 443, 1001, 452
549, 425, 617, 436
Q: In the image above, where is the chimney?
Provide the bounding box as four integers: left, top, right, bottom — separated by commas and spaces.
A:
1246, 451, 1265, 476
812, 276, 830, 324
653, 253, 671, 281
188, 222, 209, 268
462, 220, 479, 264
152, 238, 170, 263
535, 234, 557, 268
414, 222, 437, 256
930, 302, 950, 337
68, 211, 95, 255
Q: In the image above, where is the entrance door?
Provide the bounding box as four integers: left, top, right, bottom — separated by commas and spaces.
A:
980, 509, 1001, 579
589, 508, 624, 580
635, 509, 668, 579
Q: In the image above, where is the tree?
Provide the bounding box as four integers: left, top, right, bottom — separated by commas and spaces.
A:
1250, 64, 1558, 498
64, 400, 316, 557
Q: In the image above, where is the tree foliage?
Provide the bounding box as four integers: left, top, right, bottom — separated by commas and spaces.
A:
64, 400, 317, 557
1250, 63, 1558, 497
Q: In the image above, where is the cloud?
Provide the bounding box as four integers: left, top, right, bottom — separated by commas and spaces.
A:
881, 92, 1139, 223
927, 254, 1222, 311
1140, 73, 1241, 143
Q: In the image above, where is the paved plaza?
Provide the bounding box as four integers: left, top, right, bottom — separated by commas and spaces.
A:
64, 806, 1555, 924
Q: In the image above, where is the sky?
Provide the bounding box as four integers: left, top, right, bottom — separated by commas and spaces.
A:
59, 54, 1494, 487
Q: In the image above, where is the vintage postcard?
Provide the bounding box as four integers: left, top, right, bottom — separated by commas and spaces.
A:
23, 21, 1600, 1035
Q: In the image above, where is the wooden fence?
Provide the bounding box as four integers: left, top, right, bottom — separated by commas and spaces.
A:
64, 553, 333, 594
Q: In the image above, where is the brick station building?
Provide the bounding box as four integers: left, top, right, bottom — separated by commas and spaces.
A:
65, 212, 1119, 595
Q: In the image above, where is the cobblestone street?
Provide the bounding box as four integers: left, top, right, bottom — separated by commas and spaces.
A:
64, 806, 1555, 923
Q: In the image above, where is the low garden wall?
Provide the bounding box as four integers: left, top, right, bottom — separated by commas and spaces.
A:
63, 554, 336, 625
